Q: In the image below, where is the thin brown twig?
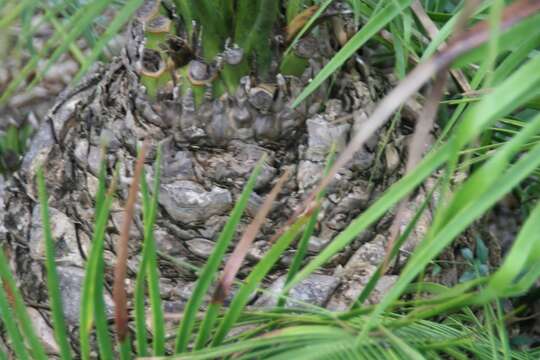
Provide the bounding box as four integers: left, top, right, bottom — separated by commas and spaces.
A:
113, 140, 148, 342
286, 5, 320, 43
213, 169, 291, 304
2, 279, 16, 308
377, 0, 483, 274
381, 70, 448, 274
410, 0, 473, 93
452, 0, 484, 40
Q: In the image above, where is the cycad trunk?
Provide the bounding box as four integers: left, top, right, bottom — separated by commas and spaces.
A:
1, 20, 412, 352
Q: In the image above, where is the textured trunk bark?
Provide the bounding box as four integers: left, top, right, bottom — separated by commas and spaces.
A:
0, 20, 414, 355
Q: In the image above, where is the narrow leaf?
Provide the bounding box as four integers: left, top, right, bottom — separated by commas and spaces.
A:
80, 157, 116, 360
211, 214, 311, 346
136, 145, 165, 355
278, 145, 336, 307
174, 157, 265, 353
37, 168, 73, 360
0, 278, 29, 360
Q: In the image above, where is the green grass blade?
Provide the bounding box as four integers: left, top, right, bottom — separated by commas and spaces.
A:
18, 0, 37, 55
494, 300, 511, 360
286, 52, 540, 294
437, 61, 489, 142
506, 261, 540, 299
174, 157, 265, 353
361, 141, 540, 340
92, 191, 116, 360
0, 244, 48, 359
492, 31, 540, 85
486, 196, 540, 297
433, 52, 540, 234
436, 111, 540, 233
15, 1, 78, 60
482, 0, 504, 88
420, 2, 490, 60
159, 326, 347, 359
482, 303, 500, 360
134, 186, 149, 356
450, 13, 540, 71
93, 254, 113, 360
292, 0, 413, 108
93, 150, 108, 230
237, 0, 279, 75
64, 0, 99, 52
190, 0, 228, 60
234, 0, 258, 46
93, 161, 115, 360
278, 145, 336, 307
0, 276, 29, 360
379, 326, 425, 360
285, 0, 308, 24
0, 0, 30, 28
283, 0, 333, 58
27, 0, 112, 89
346, 0, 367, 27
134, 160, 151, 356
211, 214, 311, 346
137, 146, 165, 356
147, 148, 165, 356
352, 181, 438, 308
174, 0, 193, 34
118, 338, 131, 360
197, 168, 289, 347
359, 53, 540, 330
79, 161, 116, 360
194, 302, 221, 349
0, 0, 111, 105
44, 8, 85, 64
389, 21, 407, 79
36, 168, 73, 360
284, 142, 450, 295
197, 0, 228, 36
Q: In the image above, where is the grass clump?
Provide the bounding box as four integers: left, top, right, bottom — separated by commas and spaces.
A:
0, 0, 540, 359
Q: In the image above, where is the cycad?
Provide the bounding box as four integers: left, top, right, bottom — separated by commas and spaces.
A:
1, 0, 398, 355
2, 0, 540, 359
132, 0, 369, 146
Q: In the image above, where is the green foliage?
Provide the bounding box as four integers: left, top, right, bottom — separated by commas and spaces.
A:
292, 0, 413, 108
0, 213, 48, 359
211, 214, 311, 347
278, 145, 336, 307
237, 0, 279, 76
0, 266, 30, 359
0, 0, 138, 106
132, 0, 287, 98
280, 0, 334, 76
135, 146, 165, 356
36, 169, 73, 360
73, 0, 143, 84
458, 237, 490, 283
0, 124, 31, 173
1, 0, 540, 359
79, 158, 117, 360
174, 157, 265, 353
